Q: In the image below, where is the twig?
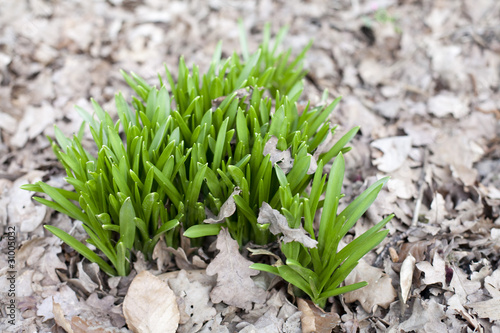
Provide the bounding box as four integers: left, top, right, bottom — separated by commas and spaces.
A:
412, 148, 429, 227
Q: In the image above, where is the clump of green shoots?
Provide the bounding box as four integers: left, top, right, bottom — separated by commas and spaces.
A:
22, 23, 392, 308
252, 154, 393, 307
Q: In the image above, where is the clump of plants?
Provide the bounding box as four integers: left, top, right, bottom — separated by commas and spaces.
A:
22, 23, 392, 307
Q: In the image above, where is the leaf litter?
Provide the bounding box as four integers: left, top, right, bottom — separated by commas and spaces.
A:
1, 0, 500, 331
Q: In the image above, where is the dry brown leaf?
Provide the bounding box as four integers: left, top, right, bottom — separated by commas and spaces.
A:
237, 309, 283, 332
340, 97, 385, 138
205, 228, 266, 310
427, 93, 469, 118
123, 270, 179, 333
257, 202, 317, 248
343, 260, 397, 313
10, 103, 57, 148
204, 187, 241, 224
400, 253, 416, 304
371, 136, 412, 173
398, 240, 430, 263
263, 136, 294, 174
297, 298, 340, 333
425, 193, 447, 224
68, 262, 99, 295
468, 297, 500, 321
37, 285, 82, 322
416, 252, 446, 287
167, 269, 216, 332
152, 238, 171, 272
429, 134, 484, 186
53, 300, 74, 333
447, 294, 482, 331
449, 265, 481, 304
398, 298, 447, 332
70, 316, 128, 333
8, 172, 47, 232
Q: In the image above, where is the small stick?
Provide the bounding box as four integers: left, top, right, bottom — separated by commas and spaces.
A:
412, 148, 429, 227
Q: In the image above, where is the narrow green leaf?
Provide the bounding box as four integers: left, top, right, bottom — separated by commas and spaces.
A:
250, 263, 279, 275
184, 224, 223, 238
119, 198, 136, 250
45, 225, 116, 276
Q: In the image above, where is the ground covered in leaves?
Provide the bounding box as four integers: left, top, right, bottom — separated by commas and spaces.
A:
1, 0, 500, 332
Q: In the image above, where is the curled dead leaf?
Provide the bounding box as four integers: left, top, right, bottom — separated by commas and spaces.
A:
204, 187, 241, 224
371, 136, 412, 173
343, 260, 397, 313
297, 298, 340, 333
206, 228, 267, 310
263, 136, 294, 174
400, 253, 416, 304
53, 300, 74, 333
123, 270, 179, 333
257, 202, 317, 248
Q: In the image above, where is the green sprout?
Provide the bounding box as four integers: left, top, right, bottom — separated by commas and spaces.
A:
22, 22, 392, 308
251, 153, 393, 307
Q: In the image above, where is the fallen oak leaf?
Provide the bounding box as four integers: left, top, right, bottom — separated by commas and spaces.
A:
343, 260, 396, 313
371, 136, 412, 173
297, 298, 340, 333
416, 251, 447, 287
167, 269, 216, 330
123, 270, 179, 333
70, 316, 128, 333
400, 253, 416, 304
206, 228, 267, 310
53, 300, 74, 333
204, 187, 241, 224
263, 136, 294, 174
257, 202, 318, 248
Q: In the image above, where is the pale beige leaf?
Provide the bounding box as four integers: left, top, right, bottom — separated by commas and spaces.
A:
425, 193, 447, 224
8, 171, 47, 232
205, 228, 266, 310
297, 298, 340, 333
400, 253, 416, 304
257, 202, 317, 248
447, 295, 481, 330
70, 316, 129, 333
53, 300, 74, 333
416, 252, 446, 286
343, 260, 396, 313
398, 298, 447, 332
427, 93, 468, 118
449, 265, 481, 304
167, 269, 216, 331
123, 270, 179, 333
263, 136, 294, 174
37, 285, 82, 321
468, 298, 500, 321
204, 187, 241, 224
371, 136, 412, 173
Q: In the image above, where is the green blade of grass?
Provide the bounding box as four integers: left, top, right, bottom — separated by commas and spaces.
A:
45, 225, 116, 276
119, 198, 136, 250
184, 224, 223, 238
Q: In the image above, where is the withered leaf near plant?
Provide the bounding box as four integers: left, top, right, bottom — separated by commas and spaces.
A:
257, 202, 318, 248
343, 260, 396, 313
204, 187, 242, 224
123, 271, 180, 333
206, 228, 267, 310
263, 136, 294, 174
168, 269, 216, 331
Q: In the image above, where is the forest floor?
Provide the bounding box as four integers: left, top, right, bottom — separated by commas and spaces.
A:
1, 0, 500, 332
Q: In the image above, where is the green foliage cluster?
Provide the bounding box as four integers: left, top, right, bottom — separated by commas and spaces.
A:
251, 153, 392, 306
22, 23, 392, 306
